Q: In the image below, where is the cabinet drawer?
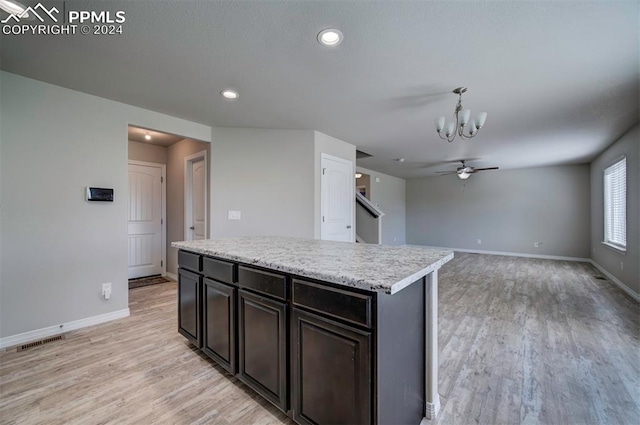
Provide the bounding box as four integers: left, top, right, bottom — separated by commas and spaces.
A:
238, 266, 287, 300
178, 250, 202, 272
203, 257, 236, 284
293, 279, 372, 328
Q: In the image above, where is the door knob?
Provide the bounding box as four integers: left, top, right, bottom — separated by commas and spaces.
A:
189, 226, 195, 230
346, 225, 352, 229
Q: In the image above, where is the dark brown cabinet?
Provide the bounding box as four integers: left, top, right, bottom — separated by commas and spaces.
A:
177, 250, 427, 425
238, 289, 288, 412
292, 308, 371, 425
203, 278, 236, 374
178, 268, 202, 347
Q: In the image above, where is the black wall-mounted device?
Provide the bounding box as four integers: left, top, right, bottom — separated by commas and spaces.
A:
86, 187, 114, 202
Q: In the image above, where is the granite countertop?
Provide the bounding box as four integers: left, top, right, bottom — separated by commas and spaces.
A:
172, 236, 453, 294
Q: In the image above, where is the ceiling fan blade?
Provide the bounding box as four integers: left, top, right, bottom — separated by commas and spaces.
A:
435, 171, 457, 175
473, 167, 499, 171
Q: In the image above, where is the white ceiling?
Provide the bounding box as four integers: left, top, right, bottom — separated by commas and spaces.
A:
128, 126, 185, 147
1, 1, 637, 178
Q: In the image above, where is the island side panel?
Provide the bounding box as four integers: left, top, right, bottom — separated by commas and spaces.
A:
376, 277, 425, 425
425, 270, 439, 419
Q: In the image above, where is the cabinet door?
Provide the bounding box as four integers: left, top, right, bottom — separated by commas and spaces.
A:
178, 268, 202, 347
238, 289, 288, 412
293, 309, 371, 425
203, 278, 236, 373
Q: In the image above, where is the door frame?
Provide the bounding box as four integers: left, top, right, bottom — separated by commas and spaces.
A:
127, 160, 167, 277
320, 153, 355, 242
184, 150, 208, 241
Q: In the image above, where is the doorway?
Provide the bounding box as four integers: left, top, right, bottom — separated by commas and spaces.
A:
127, 161, 166, 279
184, 151, 208, 241
320, 153, 354, 242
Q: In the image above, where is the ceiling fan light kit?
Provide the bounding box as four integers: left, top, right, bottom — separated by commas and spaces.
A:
435, 87, 487, 142
435, 160, 499, 180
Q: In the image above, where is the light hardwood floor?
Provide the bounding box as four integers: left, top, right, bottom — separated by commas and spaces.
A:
1, 254, 638, 424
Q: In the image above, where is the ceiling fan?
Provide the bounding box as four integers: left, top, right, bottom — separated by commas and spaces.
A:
435, 160, 499, 180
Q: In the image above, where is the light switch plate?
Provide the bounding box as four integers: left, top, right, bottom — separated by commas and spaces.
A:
228, 210, 241, 220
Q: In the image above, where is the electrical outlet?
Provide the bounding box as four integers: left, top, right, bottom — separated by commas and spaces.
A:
477, 239, 482, 245
101, 282, 112, 300
227, 210, 241, 220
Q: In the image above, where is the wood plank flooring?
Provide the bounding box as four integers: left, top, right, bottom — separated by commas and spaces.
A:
1, 254, 638, 424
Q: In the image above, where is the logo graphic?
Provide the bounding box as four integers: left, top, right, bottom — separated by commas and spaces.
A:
1, 3, 58, 23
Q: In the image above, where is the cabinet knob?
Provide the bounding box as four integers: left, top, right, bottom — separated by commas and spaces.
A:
189, 226, 195, 230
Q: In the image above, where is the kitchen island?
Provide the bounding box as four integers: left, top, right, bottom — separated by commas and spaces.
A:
172, 236, 453, 425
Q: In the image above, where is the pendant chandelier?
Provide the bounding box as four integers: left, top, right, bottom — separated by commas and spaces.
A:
435, 87, 487, 142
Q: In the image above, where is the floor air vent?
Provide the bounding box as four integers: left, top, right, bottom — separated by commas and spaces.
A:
18, 334, 65, 352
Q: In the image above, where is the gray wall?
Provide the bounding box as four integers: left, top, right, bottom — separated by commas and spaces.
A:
406, 165, 591, 258
210, 127, 316, 239
128, 140, 167, 164
0, 72, 211, 338
166, 138, 211, 275
590, 125, 639, 295
357, 166, 406, 245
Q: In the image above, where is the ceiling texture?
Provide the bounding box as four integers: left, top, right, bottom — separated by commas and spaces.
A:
1, 0, 638, 178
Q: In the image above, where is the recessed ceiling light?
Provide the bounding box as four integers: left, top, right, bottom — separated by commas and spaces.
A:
317, 29, 343, 47
144, 133, 151, 140
396, 158, 406, 162
221, 89, 239, 100
0, 0, 28, 16
355, 173, 363, 179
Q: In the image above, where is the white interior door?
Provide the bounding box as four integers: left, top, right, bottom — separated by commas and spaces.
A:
321, 154, 354, 242
185, 152, 207, 241
128, 163, 163, 279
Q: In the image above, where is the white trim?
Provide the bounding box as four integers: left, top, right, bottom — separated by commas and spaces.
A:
127, 160, 167, 278
601, 241, 626, 254
589, 260, 640, 303
424, 270, 440, 420
0, 308, 130, 350
405, 244, 638, 304
184, 150, 208, 241
411, 245, 591, 263
165, 272, 178, 282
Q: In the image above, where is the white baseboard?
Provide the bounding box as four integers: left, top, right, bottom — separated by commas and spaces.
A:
415, 244, 638, 303
165, 272, 177, 281
589, 260, 640, 303
0, 308, 130, 350
417, 245, 591, 263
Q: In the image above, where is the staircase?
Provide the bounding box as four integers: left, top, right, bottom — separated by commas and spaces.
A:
355, 192, 384, 244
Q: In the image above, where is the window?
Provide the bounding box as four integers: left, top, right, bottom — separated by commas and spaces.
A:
603, 157, 626, 250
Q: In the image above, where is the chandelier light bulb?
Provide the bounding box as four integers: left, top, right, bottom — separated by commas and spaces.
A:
459, 109, 471, 126
435, 117, 445, 132
475, 112, 488, 128
445, 122, 455, 137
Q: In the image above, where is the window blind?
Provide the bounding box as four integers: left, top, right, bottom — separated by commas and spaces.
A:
604, 157, 626, 249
